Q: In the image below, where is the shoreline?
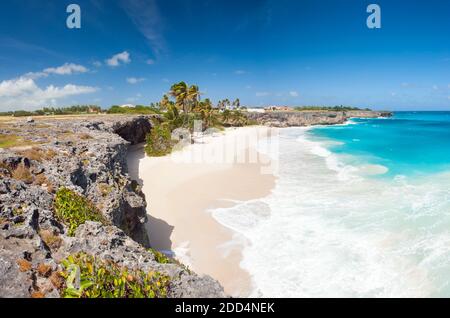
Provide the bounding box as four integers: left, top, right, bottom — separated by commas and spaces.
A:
127, 126, 277, 296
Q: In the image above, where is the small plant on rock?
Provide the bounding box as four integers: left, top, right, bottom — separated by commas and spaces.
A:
54, 188, 106, 236
59, 253, 171, 298
148, 248, 172, 264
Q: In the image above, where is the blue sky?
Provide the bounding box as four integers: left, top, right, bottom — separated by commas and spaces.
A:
0, 0, 449, 111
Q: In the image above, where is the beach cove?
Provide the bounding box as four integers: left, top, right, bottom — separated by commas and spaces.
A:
127, 126, 278, 296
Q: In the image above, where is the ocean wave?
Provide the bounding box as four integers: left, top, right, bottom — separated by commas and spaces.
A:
210, 127, 450, 297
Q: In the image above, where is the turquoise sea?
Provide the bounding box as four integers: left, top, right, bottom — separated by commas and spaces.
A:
310, 112, 450, 177
211, 111, 450, 297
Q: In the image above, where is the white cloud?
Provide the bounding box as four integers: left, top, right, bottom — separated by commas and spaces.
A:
23, 63, 89, 80
0, 77, 98, 110
256, 92, 270, 97
289, 91, 299, 97
93, 61, 102, 67
146, 59, 155, 65
43, 63, 89, 75
106, 51, 131, 67
234, 70, 247, 75
126, 77, 146, 84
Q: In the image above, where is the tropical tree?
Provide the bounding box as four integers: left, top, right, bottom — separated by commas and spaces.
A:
188, 85, 201, 111
233, 98, 240, 109
222, 109, 232, 124
160, 94, 170, 111
217, 100, 225, 111
224, 99, 231, 109
170, 82, 189, 113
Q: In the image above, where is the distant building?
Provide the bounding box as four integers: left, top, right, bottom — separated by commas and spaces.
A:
247, 108, 266, 113
120, 104, 136, 108
87, 107, 100, 113
264, 106, 294, 112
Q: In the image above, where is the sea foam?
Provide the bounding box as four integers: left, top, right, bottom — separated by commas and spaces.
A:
210, 126, 450, 297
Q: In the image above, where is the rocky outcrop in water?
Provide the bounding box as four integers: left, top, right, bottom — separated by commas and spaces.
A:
246, 110, 392, 127
0, 115, 225, 298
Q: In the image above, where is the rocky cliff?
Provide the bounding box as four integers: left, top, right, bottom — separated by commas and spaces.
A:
0, 115, 225, 298
246, 110, 392, 127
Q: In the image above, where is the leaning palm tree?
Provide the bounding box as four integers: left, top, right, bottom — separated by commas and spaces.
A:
188, 85, 201, 112
170, 82, 189, 113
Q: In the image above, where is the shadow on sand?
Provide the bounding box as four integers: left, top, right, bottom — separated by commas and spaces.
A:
126, 143, 175, 253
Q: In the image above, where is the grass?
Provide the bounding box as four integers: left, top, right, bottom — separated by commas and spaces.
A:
98, 183, 113, 197
17, 147, 57, 162
79, 133, 92, 140
59, 253, 170, 298
11, 164, 33, 183
54, 188, 107, 236
0, 134, 22, 148
39, 229, 62, 250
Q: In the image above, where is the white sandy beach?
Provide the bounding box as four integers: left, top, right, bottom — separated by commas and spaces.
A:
127, 126, 277, 296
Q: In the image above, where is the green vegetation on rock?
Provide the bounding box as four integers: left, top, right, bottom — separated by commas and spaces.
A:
107, 105, 161, 115
60, 253, 170, 298
54, 188, 106, 236
294, 105, 371, 111
0, 134, 33, 148
0, 105, 102, 117
144, 123, 175, 157
148, 248, 173, 264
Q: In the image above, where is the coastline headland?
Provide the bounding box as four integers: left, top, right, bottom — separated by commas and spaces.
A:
246, 110, 392, 127
0, 110, 390, 297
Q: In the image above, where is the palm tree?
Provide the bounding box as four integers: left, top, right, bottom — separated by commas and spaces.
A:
199, 99, 214, 128
188, 85, 201, 112
170, 82, 189, 113
160, 94, 170, 111
217, 100, 225, 111
233, 98, 240, 109
224, 99, 231, 110
222, 109, 231, 125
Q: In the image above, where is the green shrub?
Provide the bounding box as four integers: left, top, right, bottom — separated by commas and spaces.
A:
144, 124, 175, 157
148, 248, 172, 264
54, 188, 106, 236
107, 105, 161, 115
60, 253, 170, 298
